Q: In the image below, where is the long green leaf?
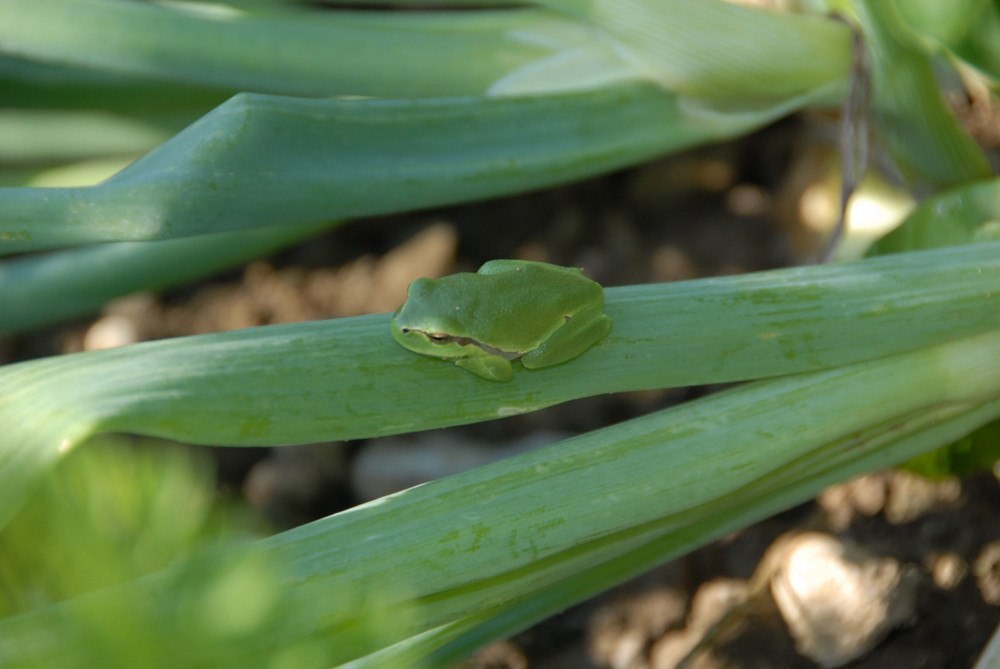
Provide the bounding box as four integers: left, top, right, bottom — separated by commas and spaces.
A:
0, 0, 563, 97
848, 0, 993, 187
872, 177, 1000, 254
895, 0, 1000, 82
0, 85, 731, 254
410, 397, 1000, 668
0, 54, 232, 113
2, 0, 852, 102
0, 220, 338, 335
3, 242, 1000, 529
3, 328, 1000, 668
588, 0, 851, 102
0, 109, 174, 162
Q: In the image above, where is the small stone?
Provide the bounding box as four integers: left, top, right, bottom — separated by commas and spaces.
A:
589, 588, 686, 669
770, 532, 918, 668
931, 552, 967, 590
83, 314, 140, 350
974, 541, 1000, 605
883, 471, 960, 524
816, 473, 888, 532
649, 578, 750, 669
462, 640, 527, 669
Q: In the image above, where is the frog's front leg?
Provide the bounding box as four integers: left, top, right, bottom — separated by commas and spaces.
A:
521, 302, 612, 370
456, 355, 514, 382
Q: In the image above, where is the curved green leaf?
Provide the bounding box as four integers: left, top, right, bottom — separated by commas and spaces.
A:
0, 220, 338, 335
870, 177, 1000, 254
3, 328, 1000, 668
589, 0, 851, 103
0, 83, 808, 255
3, 242, 1000, 530
0, 0, 562, 98
849, 0, 993, 187
0, 87, 684, 253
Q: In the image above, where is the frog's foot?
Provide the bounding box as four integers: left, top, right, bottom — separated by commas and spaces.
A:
456, 355, 514, 382
521, 304, 612, 369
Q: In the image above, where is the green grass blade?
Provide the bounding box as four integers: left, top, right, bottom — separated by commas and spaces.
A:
895, 0, 1000, 82
0, 54, 232, 113
2, 0, 853, 102
849, 0, 993, 187
2, 242, 999, 529
0, 110, 173, 163
871, 177, 1000, 254
0, 0, 563, 98
952, 2, 1000, 81
414, 399, 1000, 668
0, 220, 338, 335
3, 330, 1000, 668
0, 86, 684, 253
0, 84, 793, 255
588, 0, 851, 103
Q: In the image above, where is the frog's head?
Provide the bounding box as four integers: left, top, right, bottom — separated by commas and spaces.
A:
390, 278, 477, 360
391, 326, 472, 360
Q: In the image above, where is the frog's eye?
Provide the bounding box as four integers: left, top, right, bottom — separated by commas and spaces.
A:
427, 333, 452, 344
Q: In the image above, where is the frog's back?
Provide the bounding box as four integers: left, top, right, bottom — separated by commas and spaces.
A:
443, 260, 603, 346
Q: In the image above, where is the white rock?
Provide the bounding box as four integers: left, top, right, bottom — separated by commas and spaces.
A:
770, 532, 918, 668
83, 314, 140, 350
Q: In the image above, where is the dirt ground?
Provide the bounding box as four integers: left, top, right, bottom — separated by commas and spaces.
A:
6, 115, 1000, 668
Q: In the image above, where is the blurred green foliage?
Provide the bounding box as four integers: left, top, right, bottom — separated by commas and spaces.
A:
0, 435, 262, 617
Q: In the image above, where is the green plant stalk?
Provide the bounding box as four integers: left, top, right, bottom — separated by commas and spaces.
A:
0, 0, 851, 101
0, 54, 232, 113
0, 81, 837, 255
2, 241, 999, 529
411, 399, 1000, 669
0, 85, 695, 253
893, 0, 992, 56
2, 330, 1000, 668
587, 0, 850, 102
0, 109, 175, 162
872, 176, 1000, 254
0, 0, 562, 98
952, 1, 1000, 81
847, 0, 993, 187
0, 219, 339, 335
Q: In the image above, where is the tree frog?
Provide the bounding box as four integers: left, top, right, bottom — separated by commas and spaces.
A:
391, 259, 613, 382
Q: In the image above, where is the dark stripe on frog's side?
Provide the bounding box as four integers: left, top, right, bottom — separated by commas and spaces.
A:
402, 329, 524, 360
